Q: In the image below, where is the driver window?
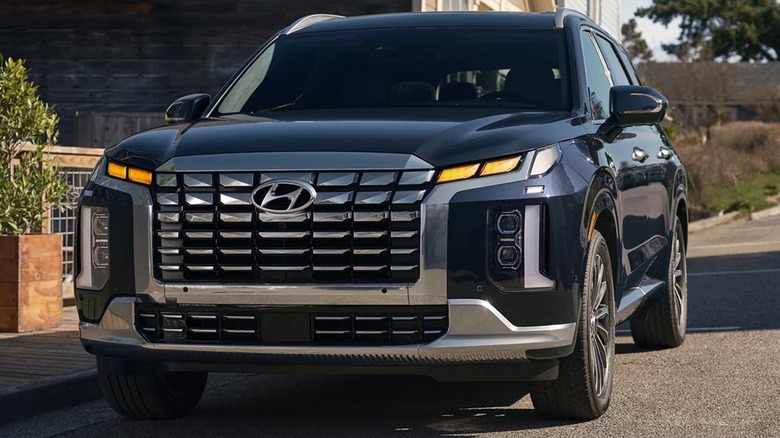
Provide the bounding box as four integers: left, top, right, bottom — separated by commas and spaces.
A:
581, 31, 612, 120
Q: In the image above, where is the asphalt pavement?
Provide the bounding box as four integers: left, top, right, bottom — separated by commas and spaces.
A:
2, 215, 779, 437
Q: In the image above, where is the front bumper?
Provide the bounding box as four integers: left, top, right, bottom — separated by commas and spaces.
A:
81, 297, 575, 367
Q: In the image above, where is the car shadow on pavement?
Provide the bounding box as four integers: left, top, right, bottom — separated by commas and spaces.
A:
80, 374, 579, 437
198, 374, 580, 436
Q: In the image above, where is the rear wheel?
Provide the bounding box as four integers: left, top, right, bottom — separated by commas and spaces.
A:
630, 219, 687, 348
530, 230, 616, 420
97, 356, 208, 420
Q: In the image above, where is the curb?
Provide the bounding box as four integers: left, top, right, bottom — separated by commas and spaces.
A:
0, 369, 101, 426
750, 204, 780, 220
688, 211, 739, 233
688, 204, 780, 233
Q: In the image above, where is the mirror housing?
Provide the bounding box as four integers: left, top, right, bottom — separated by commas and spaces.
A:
165, 94, 211, 125
611, 85, 668, 127
598, 86, 668, 143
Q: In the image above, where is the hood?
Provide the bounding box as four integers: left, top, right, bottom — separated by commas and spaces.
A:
105, 108, 589, 170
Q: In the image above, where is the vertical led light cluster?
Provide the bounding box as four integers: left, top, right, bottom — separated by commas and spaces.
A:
495, 210, 523, 268
487, 208, 524, 291
76, 206, 110, 290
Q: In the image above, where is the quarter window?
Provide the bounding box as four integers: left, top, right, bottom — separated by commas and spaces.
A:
581, 32, 611, 120
595, 35, 630, 86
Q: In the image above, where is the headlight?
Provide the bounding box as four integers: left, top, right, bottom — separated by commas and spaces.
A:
76, 206, 110, 290
107, 160, 153, 185
435, 143, 561, 185
436, 155, 523, 184
529, 144, 561, 177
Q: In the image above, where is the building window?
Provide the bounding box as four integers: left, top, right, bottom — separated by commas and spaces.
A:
439, 0, 471, 11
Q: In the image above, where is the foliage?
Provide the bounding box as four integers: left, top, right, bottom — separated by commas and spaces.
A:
0, 56, 68, 235
674, 122, 780, 214
637, 0, 780, 62
621, 18, 654, 63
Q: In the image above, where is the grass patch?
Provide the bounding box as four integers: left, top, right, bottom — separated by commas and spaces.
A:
675, 122, 780, 216
698, 171, 780, 214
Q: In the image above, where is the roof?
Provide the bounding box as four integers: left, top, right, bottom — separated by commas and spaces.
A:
638, 62, 780, 105
293, 12, 560, 34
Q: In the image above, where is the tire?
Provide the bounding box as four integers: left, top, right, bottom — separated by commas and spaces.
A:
630, 219, 687, 348
530, 230, 616, 420
97, 356, 208, 420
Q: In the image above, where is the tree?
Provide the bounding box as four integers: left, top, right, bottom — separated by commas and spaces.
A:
621, 18, 654, 63
0, 56, 67, 235
637, 0, 780, 62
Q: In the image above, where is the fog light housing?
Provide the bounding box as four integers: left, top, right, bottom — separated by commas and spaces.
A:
76, 206, 110, 290
497, 213, 521, 235
487, 208, 524, 290
497, 245, 521, 268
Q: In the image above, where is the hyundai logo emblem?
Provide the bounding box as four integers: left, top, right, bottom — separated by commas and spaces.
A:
251, 180, 317, 214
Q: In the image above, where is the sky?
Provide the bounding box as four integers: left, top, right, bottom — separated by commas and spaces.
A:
620, 0, 680, 61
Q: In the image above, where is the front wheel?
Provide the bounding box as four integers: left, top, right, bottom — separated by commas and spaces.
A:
97, 356, 208, 420
530, 230, 616, 420
630, 218, 688, 348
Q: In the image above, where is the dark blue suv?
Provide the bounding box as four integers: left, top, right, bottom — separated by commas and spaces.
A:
76, 9, 688, 421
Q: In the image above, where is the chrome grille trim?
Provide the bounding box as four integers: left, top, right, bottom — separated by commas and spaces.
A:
257, 212, 309, 222
186, 212, 214, 223
220, 173, 253, 187
185, 193, 213, 206
258, 248, 310, 255
259, 231, 311, 238
219, 212, 253, 223
153, 169, 431, 283
184, 173, 213, 187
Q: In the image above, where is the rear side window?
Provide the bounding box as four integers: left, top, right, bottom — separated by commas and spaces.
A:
581, 32, 611, 120
595, 35, 630, 86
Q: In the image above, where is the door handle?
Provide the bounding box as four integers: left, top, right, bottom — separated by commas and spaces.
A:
658, 147, 673, 160
632, 147, 649, 163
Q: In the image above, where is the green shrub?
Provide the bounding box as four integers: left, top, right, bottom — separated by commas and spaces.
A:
0, 56, 67, 235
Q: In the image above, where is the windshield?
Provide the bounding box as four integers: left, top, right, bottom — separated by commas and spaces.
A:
216, 27, 571, 115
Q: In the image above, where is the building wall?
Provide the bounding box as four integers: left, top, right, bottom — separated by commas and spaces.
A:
559, 0, 621, 39
418, 0, 555, 12
0, 0, 413, 146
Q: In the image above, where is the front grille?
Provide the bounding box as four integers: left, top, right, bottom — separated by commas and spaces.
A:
153, 170, 435, 283
136, 305, 448, 345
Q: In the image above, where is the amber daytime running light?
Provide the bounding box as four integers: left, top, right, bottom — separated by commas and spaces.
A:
107, 160, 153, 185
436, 155, 522, 184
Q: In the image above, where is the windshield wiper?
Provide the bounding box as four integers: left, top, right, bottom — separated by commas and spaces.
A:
255, 84, 319, 113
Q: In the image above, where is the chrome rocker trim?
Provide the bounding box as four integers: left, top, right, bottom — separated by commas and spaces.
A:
81, 297, 576, 365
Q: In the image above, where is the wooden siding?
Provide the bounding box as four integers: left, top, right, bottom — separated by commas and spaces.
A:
0, 0, 413, 146
75, 111, 162, 147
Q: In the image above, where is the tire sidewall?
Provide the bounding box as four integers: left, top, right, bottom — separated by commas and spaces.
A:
669, 219, 688, 343
583, 231, 616, 412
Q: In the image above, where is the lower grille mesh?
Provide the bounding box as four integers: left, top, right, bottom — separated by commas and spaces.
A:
136, 305, 448, 346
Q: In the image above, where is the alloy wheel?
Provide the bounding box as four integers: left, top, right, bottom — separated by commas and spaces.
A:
589, 254, 612, 398
672, 231, 687, 334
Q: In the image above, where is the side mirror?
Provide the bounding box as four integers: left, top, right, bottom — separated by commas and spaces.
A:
165, 94, 211, 125
611, 85, 667, 127
598, 86, 668, 143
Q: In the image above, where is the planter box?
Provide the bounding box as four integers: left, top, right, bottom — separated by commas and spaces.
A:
0, 234, 63, 332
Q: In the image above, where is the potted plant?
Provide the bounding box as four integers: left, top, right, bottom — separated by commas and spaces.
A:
0, 56, 68, 332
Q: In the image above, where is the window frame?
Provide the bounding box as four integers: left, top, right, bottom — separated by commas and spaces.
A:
594, 33, 632, 87
580, 28, 614, 121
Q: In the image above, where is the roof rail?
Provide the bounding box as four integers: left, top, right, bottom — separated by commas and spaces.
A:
554, 7, 591, 28
284, 14, 345, 35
